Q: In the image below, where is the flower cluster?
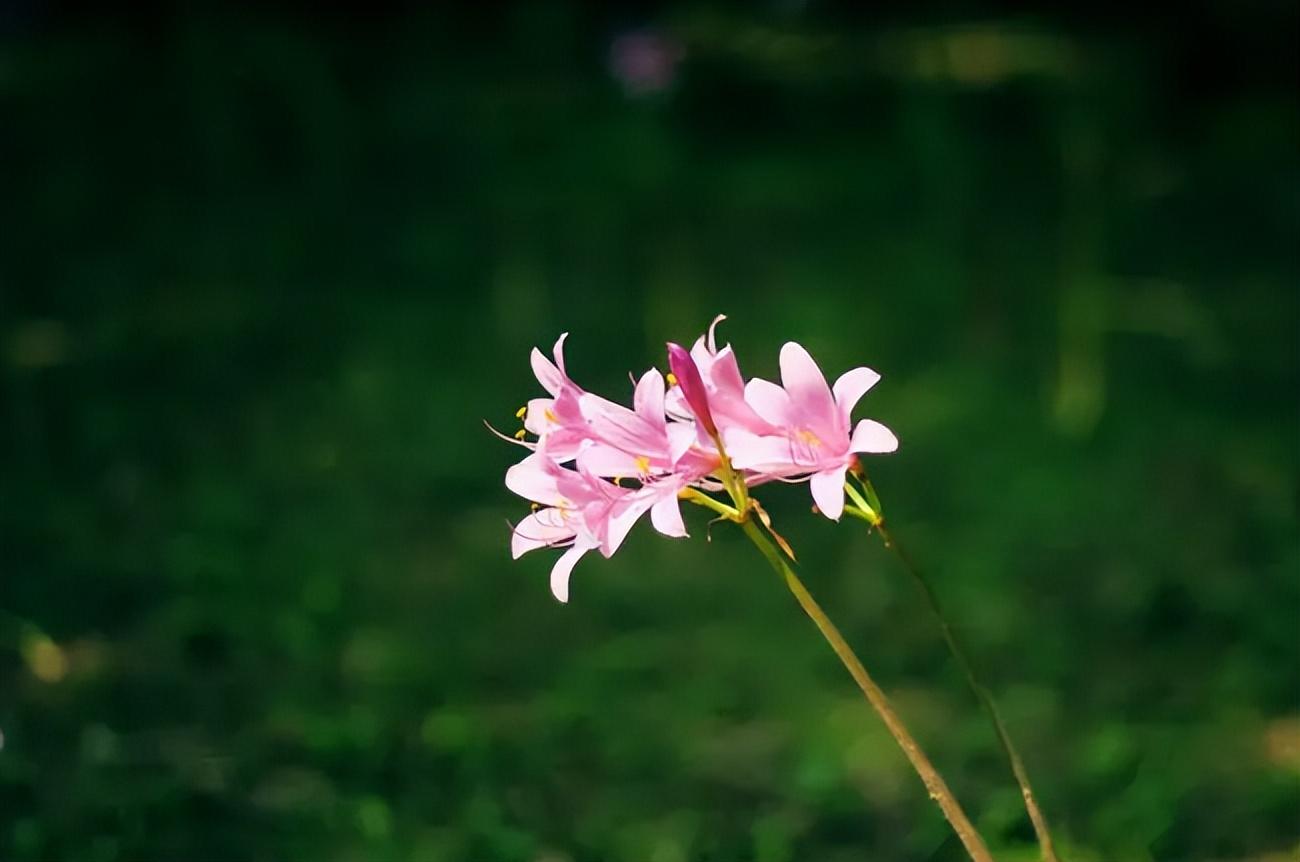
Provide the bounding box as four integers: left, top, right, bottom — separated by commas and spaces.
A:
498, 316, 898, 602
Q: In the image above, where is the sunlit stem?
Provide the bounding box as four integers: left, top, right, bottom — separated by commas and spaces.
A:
738, 519, 994, 862
843, 482, 881, 525
846, 475, 1061, 862
679, 486, 742, 522
708, 430, 750, 515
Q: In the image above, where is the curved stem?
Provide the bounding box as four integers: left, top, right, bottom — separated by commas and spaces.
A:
846, 472, 1059, 862
739, 519, 995, 862
871, 520, 1060, 862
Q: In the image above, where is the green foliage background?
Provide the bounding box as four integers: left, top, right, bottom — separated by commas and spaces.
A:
1, 5, 1297, 861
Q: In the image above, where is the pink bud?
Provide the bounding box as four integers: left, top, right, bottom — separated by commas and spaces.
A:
666, 342, 717, 437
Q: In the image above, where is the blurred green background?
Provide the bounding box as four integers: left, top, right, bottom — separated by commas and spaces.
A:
2, 4, 1297, 861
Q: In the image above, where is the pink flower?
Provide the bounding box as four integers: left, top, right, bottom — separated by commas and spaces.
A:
499, 318, 899, 601
522, 333, 654, 465
727, 342, 898, 520
666, 342, 718, 437
506, 448, 691, 602
666, 315, 778, 440
579, 368, 702, 479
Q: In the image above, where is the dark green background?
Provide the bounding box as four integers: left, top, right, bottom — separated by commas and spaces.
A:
2, 4, 1297, 861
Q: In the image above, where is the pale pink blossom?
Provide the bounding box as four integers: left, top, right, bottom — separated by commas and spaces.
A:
500, 318, 898, 601
520, 333, 619, 462
666, 315, 779, 440
578, 368, 702, 479
727, 342, 898, 520
506, 448, 691, 602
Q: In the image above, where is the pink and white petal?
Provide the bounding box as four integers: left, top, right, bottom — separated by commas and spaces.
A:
725, 430, 807, 472
810, 467, 848, 521
588, 409, 659, 458
832, 367, 882, 427
667, 421, 697, 464
744, 378, 793, 426
549, 541, 590, 603
576, 443, 645, 478
530, 348, 564, 396
523, 397, 556, 435
603, 495, 655, 557
849, 418, 899, 454
505, 454, 563, 505
708, 347, 746, 394
551, 332, 570, 374
779, 342, 837, 418
689, 336, 715, 375
664, 387, 692, 422
574, 390, 625, 421
633, 368, 666, 423
650, 493, 688, 538
511, 509, 575, 559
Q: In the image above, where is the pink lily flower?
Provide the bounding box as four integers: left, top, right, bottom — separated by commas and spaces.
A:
727, 342, 898, 520
579, 367, 702, 480
521, 333, 642, 463
665, 315, 780, 441
505, 448, 691, 602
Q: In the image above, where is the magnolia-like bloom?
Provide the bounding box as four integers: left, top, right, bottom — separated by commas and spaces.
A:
506, 448, 692, 602
501, 317, 897, 601
727, 343, 898, 520
523, 333, 631, 463
666, 315, 779, 441
579, 367, 702, 479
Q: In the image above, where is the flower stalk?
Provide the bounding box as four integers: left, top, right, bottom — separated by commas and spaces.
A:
844, 474, 1061, 862
498, 317, 1057, 859
734, 514, 995, 862
679, 465, 992, 862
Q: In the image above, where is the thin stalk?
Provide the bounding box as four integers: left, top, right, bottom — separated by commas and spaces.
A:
846, 481, 1060, 862
739, 518, 995, 862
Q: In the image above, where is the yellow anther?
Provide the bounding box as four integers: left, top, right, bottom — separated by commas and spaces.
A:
544, 407, 558, 423
530, 502, 540, 511
666, 372, 678, 387
612, 476, 623, 487
796, 429, 822, 447
513, 428, 527, 440
635, 455, 651, 474
515, 405, 527, 419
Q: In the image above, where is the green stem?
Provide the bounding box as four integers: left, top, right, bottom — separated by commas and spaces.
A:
738, 519, 995, 862
848, 477, 1060, 862
679, 486, 741, 521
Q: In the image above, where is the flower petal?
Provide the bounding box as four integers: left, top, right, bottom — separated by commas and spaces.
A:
523, 397, 556, 435
576, 443, 644, 478
505, 454, 562, 505
779, 342, 836, 419
849, 419, 899, 454
549, 541, 590, 603
667, 422, 697, 464
650, 493, 688, 538
832, 367, 881, 429
633, 368, 666, 423
726, 430, 807, 472
744, 378, 793, 426
667, 342, 717, 436
530, 348, 564, 396
552, 332, 569, 374
511, 509, 574, 559
604, 495, 656, 556
810, 467, 848, 520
